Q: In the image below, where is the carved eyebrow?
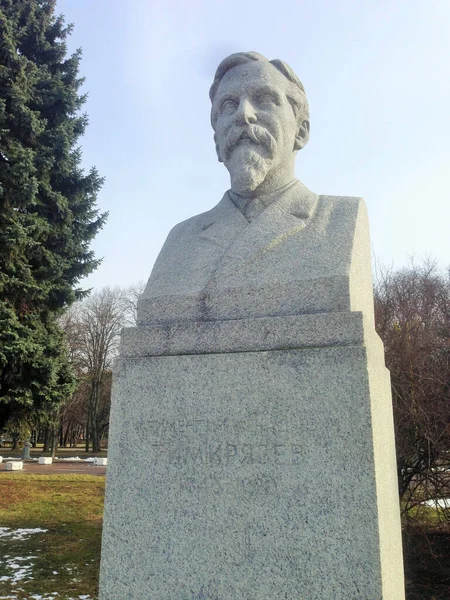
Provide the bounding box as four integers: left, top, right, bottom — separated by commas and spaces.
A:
219, 94, 239, 105
215, 94, 239, 112
252, 86, 282, 102
211, 85, 285, 126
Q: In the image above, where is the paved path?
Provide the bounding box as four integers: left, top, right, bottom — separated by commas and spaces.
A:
0, 460, 106, 476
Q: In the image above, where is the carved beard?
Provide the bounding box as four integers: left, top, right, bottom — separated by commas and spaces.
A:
218, 125, 277, 196
225, 145, 273, 196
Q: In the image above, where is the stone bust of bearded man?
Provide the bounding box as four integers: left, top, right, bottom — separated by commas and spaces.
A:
138, 52, 374, 326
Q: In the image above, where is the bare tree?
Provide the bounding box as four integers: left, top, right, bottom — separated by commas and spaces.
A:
58, 283, 144, 453
374, 259, 450, 520
122, 280, 145, 326
78, 287, 126, 452
58, 378, 89, 448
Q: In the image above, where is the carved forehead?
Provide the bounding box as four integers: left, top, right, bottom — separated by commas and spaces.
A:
210, 52, 309, 130
214, 60, 294, 98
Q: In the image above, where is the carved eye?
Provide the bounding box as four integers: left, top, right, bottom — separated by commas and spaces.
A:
258, 93, 276, 106
221, 99, 238, 113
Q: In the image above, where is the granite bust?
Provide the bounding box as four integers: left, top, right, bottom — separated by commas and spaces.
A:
138, 51, 373, 325
101, 51, 405, 600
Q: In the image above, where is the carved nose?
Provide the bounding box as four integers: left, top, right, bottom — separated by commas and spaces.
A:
236, 99, 257, 125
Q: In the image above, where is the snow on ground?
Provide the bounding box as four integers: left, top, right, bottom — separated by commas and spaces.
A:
0, 528, 93, 599
0, 555, 38, 584
0, 528, 48, 541
0, 596, 92, 600
2, 456, 98, 462
2, 596, 93, 599
53, 457, 95, 462
423, 497, 450, 509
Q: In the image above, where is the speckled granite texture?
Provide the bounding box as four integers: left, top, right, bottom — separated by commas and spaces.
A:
137, 192, 374, 327
100, 315, 404, 600
100, 50, 404, 599
99, 193, 405, 598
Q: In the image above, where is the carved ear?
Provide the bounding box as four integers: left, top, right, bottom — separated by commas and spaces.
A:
214, 133, 223, 163
294, 119, 310, 151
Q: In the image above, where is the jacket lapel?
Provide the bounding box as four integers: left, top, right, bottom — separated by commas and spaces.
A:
210, 180, 318, 269
198, 192, 248, 250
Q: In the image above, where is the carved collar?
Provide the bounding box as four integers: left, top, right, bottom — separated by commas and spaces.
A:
228, 179, 298, 222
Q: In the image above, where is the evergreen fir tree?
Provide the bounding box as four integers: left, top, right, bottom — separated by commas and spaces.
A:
0, 0, 106, 429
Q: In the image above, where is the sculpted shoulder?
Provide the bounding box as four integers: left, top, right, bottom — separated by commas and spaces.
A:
143, 193, 240, 299
318, 194, 365, 210
314, 195, 367, 237
168, 209, 214, 237
165, 194, 232, 240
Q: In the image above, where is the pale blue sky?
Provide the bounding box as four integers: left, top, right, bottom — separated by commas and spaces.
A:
58, 0, 450, 291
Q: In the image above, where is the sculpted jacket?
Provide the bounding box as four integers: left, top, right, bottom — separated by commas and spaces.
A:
138, 179, 373, 325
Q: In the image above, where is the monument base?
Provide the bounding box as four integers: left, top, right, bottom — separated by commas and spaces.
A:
100, 312, 404, 600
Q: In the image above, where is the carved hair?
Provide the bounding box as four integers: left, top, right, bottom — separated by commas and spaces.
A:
209, 51, 309, 122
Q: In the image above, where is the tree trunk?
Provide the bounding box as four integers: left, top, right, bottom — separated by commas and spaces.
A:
91, 423, 99, 453
37, 428, 44, 444
51, 424, 58, 459
43, 427, 50, 452
85, 417, 90, 452
89, 379, 101, 453
63, 420, 72, 447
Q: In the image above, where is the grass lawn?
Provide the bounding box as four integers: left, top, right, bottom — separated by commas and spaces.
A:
0, 474, 104, 600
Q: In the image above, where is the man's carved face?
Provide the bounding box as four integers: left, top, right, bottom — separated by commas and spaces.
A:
212, 60, 304, 196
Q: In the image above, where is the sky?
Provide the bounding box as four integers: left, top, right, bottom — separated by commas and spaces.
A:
57, 0, 450, 291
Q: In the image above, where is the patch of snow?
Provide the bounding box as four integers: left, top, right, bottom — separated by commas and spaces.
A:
0, 530, 89, 599
0, 555, 35, 583
423, 497, 450, 509
53, 456, 96, 462
26, 595, 60, 600
0, 527, 47, 540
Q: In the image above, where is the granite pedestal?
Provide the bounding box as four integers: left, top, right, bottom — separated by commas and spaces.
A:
100, 312, 403, 599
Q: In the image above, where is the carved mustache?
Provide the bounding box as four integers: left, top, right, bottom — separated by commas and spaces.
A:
222, 125, 276, 161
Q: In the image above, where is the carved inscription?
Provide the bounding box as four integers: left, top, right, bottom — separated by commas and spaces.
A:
150, 441, 302, 466
137, 417, 303, 466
